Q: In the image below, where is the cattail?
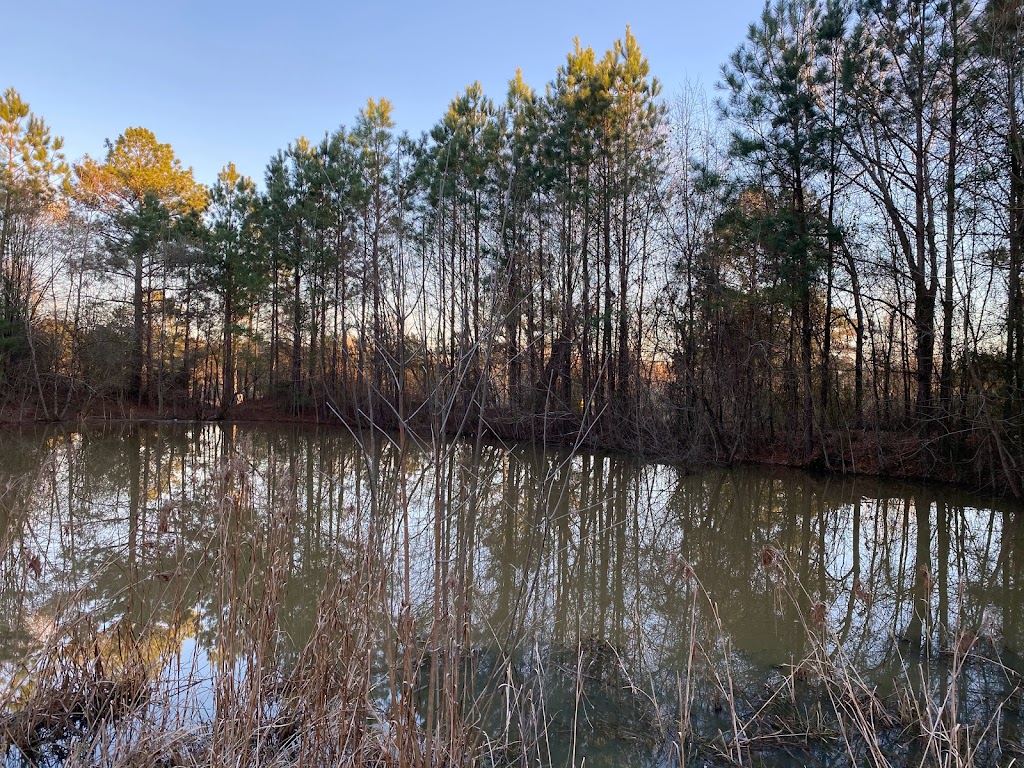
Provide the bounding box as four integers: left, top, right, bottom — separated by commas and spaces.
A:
667, 551, 694, 582
853, 577, 873, 608
956, 631, 977, 656
811, 601, 827, 626
979, 605, 1002, 644
26, 552, 42, 579
157, 501, 172, 534
916, 565, 933, 592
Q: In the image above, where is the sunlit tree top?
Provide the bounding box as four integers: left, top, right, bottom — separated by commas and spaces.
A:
74, 126, 206, 214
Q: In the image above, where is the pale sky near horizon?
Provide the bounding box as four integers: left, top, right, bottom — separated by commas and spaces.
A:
3, 0, 766, 187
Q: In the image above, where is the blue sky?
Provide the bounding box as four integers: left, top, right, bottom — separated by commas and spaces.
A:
3, 0, 766, 187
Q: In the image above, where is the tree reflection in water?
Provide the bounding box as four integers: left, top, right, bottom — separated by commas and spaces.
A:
0, 422, 1021, 766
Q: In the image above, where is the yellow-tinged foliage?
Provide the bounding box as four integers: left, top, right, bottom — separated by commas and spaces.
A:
0, 87, 69, 201
74, 126, 206, 214
359, 97, 394, 131
216, 160, 242, 191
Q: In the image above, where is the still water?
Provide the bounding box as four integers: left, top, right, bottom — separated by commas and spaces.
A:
1, 422, 1022, 765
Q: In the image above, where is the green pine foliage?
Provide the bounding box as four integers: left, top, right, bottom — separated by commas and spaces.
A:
2, 12, 1024, 490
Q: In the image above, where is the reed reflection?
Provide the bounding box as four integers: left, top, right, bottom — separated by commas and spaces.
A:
0, 423, 1021, 766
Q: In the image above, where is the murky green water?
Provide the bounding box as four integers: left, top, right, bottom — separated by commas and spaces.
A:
1, 422, 1022, 766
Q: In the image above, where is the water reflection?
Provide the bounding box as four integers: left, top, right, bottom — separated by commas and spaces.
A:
0, 422, 1021, 765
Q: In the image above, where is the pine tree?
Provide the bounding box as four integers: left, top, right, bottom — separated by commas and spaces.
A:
75, 127, 205, 401
975, 0, 1024, 410
201, 163, 267, 413
351, 98, 400, 415
0, 88, 68, 382
721, 0, 832, 455
495, 69, 545, 408
604, 27, 665, 415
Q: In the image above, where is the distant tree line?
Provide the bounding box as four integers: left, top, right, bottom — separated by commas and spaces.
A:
1, 1, 1022, 492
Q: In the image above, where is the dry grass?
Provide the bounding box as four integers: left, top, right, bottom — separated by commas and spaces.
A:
1, 442, 1021, 768
660, 550, 1023, 768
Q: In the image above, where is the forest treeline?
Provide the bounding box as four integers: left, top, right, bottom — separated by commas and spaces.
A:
1, 0, 1022, 492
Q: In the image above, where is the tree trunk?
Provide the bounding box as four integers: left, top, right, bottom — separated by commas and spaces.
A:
221, 292, 234, 413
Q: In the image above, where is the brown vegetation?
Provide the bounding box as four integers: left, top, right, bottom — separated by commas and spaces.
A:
2, 2, 1024, 495
1, 440, 1021, 767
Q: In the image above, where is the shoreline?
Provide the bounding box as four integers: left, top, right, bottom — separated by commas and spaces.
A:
0, 397, 1016, 499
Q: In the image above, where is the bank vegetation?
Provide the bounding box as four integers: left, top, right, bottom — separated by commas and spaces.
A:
1, 0, 1023, 494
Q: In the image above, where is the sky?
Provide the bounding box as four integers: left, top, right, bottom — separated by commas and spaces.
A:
2, 0, 766, 188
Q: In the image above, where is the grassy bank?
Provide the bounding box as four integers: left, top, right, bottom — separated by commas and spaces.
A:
3, 391, 1021, 500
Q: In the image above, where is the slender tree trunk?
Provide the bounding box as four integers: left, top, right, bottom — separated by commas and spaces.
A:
912, 11, 937, 424
1007, 69, 1024, 410
133, 248, 145, 402
222, 292, 234, 413
601, 164, 613, 409
939, 0, 960, 415
795, 168, 814, 458
617, 166, 631, 414
845, 243, 865, 424
580, 167, 592, 419
292, 266, 302, 406
270, 255, 279, 391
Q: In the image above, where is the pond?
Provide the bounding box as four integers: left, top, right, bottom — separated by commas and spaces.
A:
1, 422, 1022, 766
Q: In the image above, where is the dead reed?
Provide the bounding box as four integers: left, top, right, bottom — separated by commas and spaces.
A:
1, 439, 1021, 767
